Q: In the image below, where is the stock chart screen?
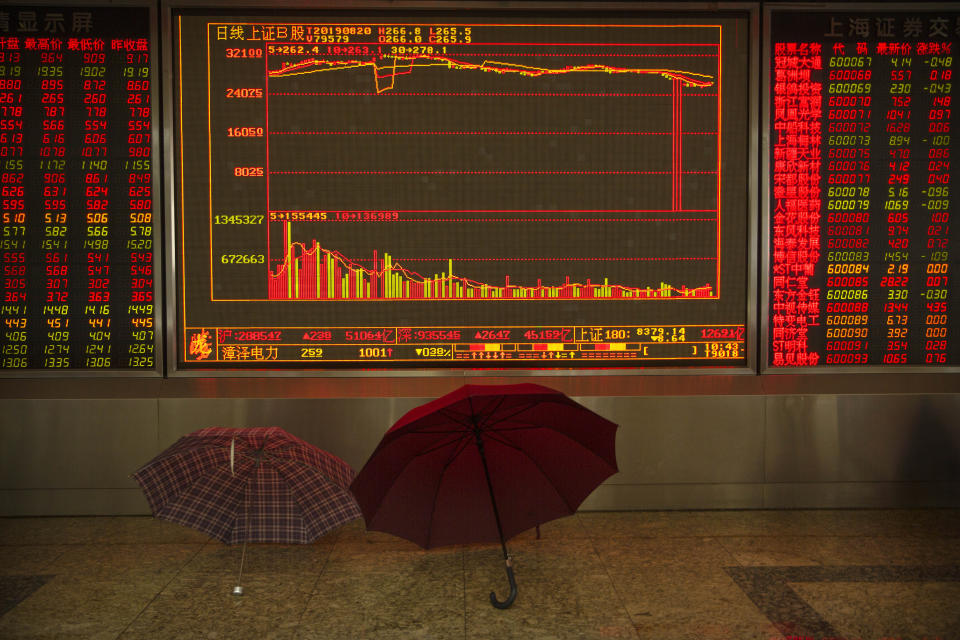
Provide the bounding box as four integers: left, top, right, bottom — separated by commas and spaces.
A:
174, 11, 751, 369
767, 7, 959, 369
0, 5, 158, 373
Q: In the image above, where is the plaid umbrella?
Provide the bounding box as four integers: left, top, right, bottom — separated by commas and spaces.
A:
132, 426, 361, 544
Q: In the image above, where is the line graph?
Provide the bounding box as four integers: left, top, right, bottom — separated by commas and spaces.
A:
255, 24, 722, 304
268, 54, 714, 93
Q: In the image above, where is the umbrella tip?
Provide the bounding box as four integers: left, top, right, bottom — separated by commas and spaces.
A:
232, 585, 244, 596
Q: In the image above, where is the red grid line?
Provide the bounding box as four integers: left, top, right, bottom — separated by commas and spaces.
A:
308, 52, 719, 57
370, 256, 715, 261
269, 218, 716, 223
270, 130, 717, 135
269, 92, 718, 97
269, 170, 717, 175
288, 42, 718, 47
268, 209, 718, 213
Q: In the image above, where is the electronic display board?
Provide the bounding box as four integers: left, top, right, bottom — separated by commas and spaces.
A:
174, 10, 752, 370
766, 5, 959, 369
0, 4, 159, 373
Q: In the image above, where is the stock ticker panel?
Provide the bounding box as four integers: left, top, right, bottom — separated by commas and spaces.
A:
175, 13, 750, 369
769, 8, 960, 369
0, 5, 158, 372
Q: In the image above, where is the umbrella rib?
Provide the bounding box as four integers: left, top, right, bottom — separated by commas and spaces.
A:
151, 464, 250, 541
483, 412, 618, 471
377, 416, 466, 449
482, 430, 579, 514
478, 423, 545, 433
407, 429, 471, 434
435, 397, 537, 433
363, 432, 470, 527
436, 409, 476, 430
458, 394, 504, 431
424, 435, 473, 549
475, 396, 508, 429
450, 395, 534, 432
142, 441, 231, 464
261, 451, 354, 486
266, 455, 360, 540
476, 400, 543, 431
409, 432, 471, 460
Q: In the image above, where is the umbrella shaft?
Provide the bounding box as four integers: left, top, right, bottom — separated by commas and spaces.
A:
237, 542, 247, 583
473, 429, 509, 561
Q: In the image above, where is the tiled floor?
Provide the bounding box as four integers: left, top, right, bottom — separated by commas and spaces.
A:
1, 510, 958, 639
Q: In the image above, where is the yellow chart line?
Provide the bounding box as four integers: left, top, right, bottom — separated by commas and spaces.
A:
269, 55, 715, 93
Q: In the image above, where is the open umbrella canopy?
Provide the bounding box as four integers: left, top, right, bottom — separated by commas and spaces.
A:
351, 383, 619, 549
351, 383, 618, 607
133, 426, 361, 544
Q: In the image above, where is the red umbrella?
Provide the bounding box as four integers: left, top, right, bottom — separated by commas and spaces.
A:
132, 426, 361, 593
350, 383, 618, 608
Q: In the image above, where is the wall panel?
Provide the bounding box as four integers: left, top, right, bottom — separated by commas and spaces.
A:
2, 392, 957, 516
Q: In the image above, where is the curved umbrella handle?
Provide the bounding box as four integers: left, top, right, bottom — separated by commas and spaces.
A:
489, 558, 518, 609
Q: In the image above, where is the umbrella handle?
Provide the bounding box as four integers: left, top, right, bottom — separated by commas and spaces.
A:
489, 558, 518, 609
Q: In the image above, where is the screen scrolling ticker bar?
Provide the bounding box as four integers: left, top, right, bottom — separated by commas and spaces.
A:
184, 324, 745, 364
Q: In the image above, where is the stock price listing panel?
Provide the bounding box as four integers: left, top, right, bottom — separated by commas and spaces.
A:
767, 5, 960, 370
0, 4, 159, 374
174, 10, 751, 370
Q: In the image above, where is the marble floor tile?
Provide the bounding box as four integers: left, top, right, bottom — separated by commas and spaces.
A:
91, 516, 212, 544
329, 534, 426, 554
0, 546, 68, 575
51, 543, 204, 580
0, 517, 108, 545
805, 535, 960, 566
578, 511, 683, 538
718, 536, 832, 567
0, 575, 54, 618
727, 565, 960, 638
657, 509, 851, 538
794, 581, 960, 639
469, 540, 603, 589
464, 543, 637, 640
508, 514, 589, 542
183, 541, 335, 576
614, 566, 785, 640
0, 574, 167, 639
816, 509, 960, 538
579, 509, 849, 540
720, 531, 960, 568
324, 542, 456, 574
592, 535, 738, 569
119, 571, 316, 640
329, 545, 464, 579
504, 535, 603, 561
340, 514, 585, 547
298, 549, 465, 639
1, 511, 958, 639
333, 521, 428, 549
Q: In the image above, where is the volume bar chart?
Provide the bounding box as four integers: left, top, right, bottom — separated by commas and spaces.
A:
268, 234, 715, 300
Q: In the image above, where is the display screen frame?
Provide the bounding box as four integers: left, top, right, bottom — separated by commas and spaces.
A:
761, 2, 960, 374
0, 0, 163, 378
163, 0, 759, 376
